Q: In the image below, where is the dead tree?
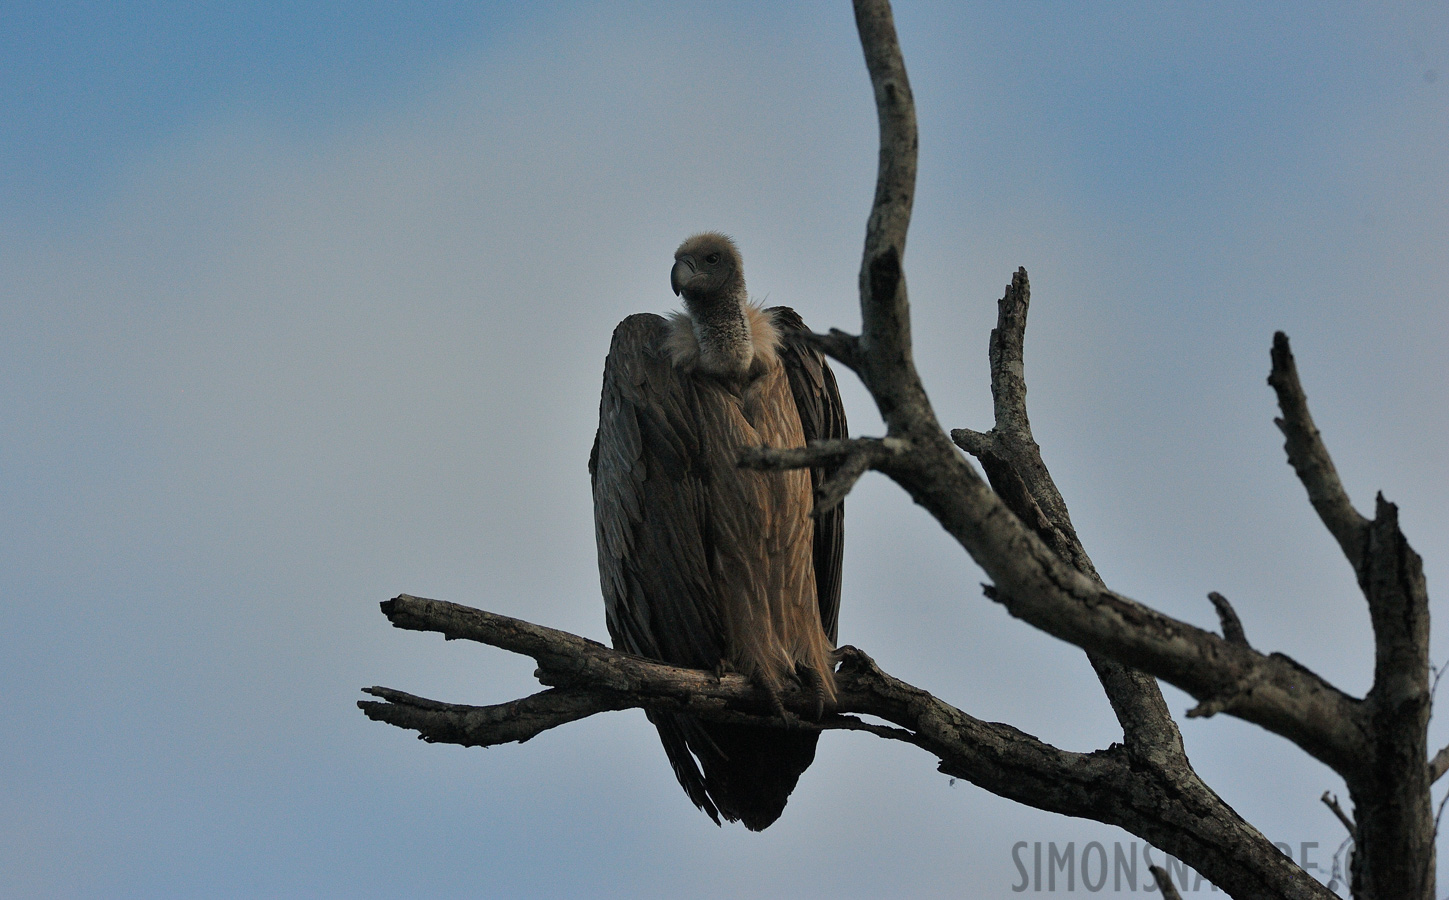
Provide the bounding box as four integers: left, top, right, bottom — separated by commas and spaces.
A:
359, 2, 1435, 897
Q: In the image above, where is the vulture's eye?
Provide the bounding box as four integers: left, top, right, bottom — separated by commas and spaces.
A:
705, 253, 721, 265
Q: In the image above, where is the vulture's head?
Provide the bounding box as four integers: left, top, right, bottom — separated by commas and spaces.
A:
671, 232, 744, 308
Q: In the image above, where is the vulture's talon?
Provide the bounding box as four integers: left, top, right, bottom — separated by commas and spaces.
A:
750, 675, 790, 724
796, 663, 829, 719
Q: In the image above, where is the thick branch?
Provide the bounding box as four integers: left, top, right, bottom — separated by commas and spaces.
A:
979, 576, 1366, 770
1349, 494, 1433, 897
363, 595, 1331, 900
838, 13, 1363, 895
1271, 335, 1432, 898
379, 594, 620, 687
948, 269, 1096, 580
844, 5, 1366, 785
851, 0, 936, 434
854, 0, 916, 283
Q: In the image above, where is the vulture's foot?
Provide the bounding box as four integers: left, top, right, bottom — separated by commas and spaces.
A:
795, 662, 829, 720
747, 673, 792, 725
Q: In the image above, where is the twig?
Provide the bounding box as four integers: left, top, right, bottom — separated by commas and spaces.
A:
798, 328, 865, 374
737, 436, 906, 472
1425, 785, 1449, 899
1327, 834, 1353, 895
1208, 592, 1250, 646
812, 450, 872, 516
1321, 790, 1356, 838
1430, 744, 1449, 784
948, 427, 990, 457
1150, 865, 1185, 900
1187, 667, 1268, 719
739, 437, 909, 515
1433, 786, 1449, 844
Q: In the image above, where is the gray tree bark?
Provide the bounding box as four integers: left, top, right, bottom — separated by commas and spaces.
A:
359, 2, 1435, 897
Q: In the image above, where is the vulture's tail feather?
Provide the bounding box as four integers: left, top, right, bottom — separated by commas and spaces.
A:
652, 715, 818, 831
647, 711, 721, 826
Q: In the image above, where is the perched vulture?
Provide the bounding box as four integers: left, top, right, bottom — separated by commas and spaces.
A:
589, 232, 847, 830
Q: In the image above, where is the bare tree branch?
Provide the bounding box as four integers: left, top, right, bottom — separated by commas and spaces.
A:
1267, 332, 1369, 571
1349, 493, 1434, 897
799, 328, 866, 374
950, 269, 1097, 580
789, 88, 1372, 780
363, 594, 1332, 900
944, 268, 1343, 895
739, 437, 907, 515
737, 436, 906, 471
809, 450, 873, 516
850, 0, 936, 434
841, 13, 1400, 890
952, 266, 1186, 760
775, 6, 1360, 891
361, 685, 634, 746
824, 47, 1370, 780
1268, 333, 1432, 898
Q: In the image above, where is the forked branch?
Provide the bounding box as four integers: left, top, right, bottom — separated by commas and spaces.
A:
1268, 334, 1434, 898
361, 594, 1328, 900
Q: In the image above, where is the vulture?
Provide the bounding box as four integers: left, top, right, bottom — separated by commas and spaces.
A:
590, 232, 847, 830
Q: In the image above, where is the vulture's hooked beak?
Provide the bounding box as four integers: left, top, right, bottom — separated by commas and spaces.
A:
670, 257, 695, 297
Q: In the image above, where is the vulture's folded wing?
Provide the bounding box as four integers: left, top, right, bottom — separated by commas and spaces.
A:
769, 305, 848, 644
591, 313, 722, 668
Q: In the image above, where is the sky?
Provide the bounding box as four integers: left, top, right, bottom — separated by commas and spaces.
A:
2, 2, 1446, 897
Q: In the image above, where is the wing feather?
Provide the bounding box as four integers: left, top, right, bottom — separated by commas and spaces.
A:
591, 313, 723, 822
592, 313, 721, 667
768, 306, 848, 643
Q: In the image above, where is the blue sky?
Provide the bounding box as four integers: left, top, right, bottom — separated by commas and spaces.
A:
2, 3, 1446, 897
